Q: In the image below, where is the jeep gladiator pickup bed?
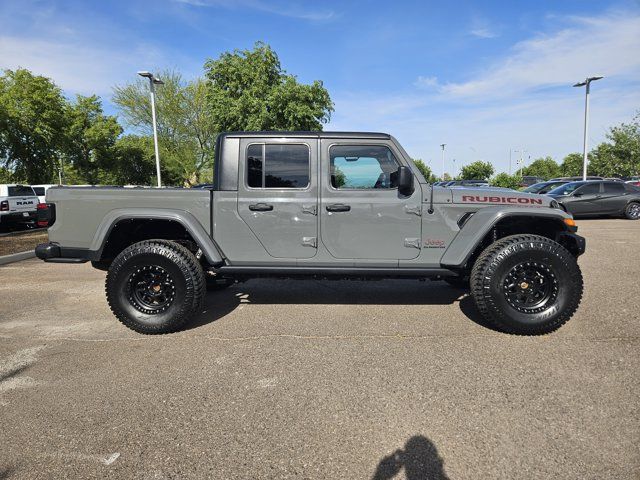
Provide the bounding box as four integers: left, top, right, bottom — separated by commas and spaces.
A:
36, 131, 585, 335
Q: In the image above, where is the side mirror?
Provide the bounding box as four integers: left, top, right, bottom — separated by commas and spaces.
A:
573, 192, 583, 197
397, 166, 414, 196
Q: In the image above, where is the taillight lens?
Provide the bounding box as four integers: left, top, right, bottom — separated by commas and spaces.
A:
0, 200, 8, 211
37, 203, 51, 227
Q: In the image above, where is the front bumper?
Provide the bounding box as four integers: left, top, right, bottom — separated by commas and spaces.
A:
35, 242, 90, 263
557, 232, 586, 257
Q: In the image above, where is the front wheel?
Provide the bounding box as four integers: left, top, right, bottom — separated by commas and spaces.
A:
470, 234, 583, 335
106, 240, 206, 334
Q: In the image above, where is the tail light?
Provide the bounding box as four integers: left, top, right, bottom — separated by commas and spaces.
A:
0, 200, 8, 211
37, 203, 55, 228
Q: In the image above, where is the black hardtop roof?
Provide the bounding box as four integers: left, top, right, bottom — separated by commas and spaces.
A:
219, 131, 391, 139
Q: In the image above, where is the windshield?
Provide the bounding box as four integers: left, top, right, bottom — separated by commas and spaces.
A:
523, 182, 547, 193
547, 182, 585, 196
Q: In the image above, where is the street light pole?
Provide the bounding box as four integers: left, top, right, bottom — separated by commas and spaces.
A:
440, 144, 446, 180
573, 76, 603, 181
138, 71, 164, 187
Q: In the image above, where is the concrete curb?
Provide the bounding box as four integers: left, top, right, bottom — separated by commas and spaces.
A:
0, 250, 36, 266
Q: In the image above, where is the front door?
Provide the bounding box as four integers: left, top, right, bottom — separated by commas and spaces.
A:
237, 138, 318, 259
567, 182, 602, 215
319, 141, 422, 260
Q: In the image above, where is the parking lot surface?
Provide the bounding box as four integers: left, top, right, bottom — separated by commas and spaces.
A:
1, 219, 639, 479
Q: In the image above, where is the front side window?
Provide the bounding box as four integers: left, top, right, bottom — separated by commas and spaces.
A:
246, 144, 310, 189
330, 145, 399, 189
577, 183, 600, 195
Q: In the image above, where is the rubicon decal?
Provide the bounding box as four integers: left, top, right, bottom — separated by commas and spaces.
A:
462, 195, 543, 205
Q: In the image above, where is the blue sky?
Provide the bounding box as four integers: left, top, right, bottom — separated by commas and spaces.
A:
1, 0, 639, 175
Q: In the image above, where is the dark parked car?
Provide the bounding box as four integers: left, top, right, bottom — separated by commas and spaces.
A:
547, 181, 640, 219
520, 176, 545, 187
549, 176, 603, 182
523, 181, 569, 194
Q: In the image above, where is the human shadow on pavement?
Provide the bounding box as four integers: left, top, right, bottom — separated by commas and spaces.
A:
188, 278, 498, 332
372, 435, 450, 480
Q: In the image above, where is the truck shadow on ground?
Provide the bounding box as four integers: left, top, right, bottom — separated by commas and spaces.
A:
372, 435, 450, 480
189, 279, 496, 332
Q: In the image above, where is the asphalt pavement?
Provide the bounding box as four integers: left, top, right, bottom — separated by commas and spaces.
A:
0, 219, 638, 479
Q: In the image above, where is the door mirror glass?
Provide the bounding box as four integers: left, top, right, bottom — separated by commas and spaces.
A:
397, 166, 414, 196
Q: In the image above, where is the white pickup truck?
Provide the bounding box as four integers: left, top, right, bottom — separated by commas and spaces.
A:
0, 184, 39, 227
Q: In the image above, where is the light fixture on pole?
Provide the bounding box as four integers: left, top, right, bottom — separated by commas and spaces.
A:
138, 71, 164, 187
440, 144, 446, 180
573, 76, 603, 181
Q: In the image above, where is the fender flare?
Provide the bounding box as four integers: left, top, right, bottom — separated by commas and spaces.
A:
90, 208, 225, 265
440, 206, 573, 268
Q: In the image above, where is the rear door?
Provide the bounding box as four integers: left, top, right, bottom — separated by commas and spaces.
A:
8, 185, 38, 215
319, 141, 422, 261
237, 138, 319, 259
599, 182, 628, 214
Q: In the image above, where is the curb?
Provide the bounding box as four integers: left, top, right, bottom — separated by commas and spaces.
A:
0, 250, 36, 266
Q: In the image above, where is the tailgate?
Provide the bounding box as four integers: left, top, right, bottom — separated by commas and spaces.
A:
8, 196, 38, 213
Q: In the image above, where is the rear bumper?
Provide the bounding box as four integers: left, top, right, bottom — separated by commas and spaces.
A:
35, 242, 91, 263
0, 211, 36, 223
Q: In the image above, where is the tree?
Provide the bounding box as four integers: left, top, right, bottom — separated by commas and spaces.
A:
65, 95, 122, 184
560, 153, 585, 177
0, 166, 14, 183
204, 42, 333, 132
522, 156, 560, 180
412, 159, 437, 183
109, 135, 156, 185
113, 71, 214, 186
0, 69, 68, 183
460, 161, 494, 180
492, 173, 521, 189
589, 112, 640, 177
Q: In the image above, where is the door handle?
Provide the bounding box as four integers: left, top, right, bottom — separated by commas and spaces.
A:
326, 204, 351, 212
249, 203, 274, 212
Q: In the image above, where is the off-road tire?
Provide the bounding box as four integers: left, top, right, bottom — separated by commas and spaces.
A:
106, 240, 206, 334
624, 202, 640, 220
470, 234, 583, 335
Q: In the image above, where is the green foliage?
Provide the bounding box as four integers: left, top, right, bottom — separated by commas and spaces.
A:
0, 166, 14, 183
412, 159, 437, 182
522, 156, 560, 180
589, 112, 640, 177
65, 95, 122, 184
442, 172, 452, 181
492, 173, 521, 189
460, 161, 494, 180
204, 42, 334, 132
113, 71, 215, 186
560, 153, 584, 177
333, 166, 346, 188
0, 69, 68, 183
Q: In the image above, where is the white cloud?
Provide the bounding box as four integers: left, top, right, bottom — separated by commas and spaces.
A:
414, 76, 440, 89
443, 12, 640, 99
174, 0, 336, 21
332, 11, 640, 173
469, 16, 499, 39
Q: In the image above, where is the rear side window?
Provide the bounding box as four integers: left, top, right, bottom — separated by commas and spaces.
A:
8, 185, 36, 197
603, 183, 625, 194
33, 187, 45, 196
246, 144, 310, 189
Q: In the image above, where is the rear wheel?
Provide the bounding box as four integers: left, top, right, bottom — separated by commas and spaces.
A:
470, 234, 583, 335
624, 202, 640, 220
106, 240, 206, 334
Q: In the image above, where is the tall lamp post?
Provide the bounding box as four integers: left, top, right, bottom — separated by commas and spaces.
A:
573, 76, 603, 181
138, 71, 164, 187
440, 143, 446, 180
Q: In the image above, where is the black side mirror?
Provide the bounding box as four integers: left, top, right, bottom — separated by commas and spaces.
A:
397, 166, 414, 196
573, 192, 583, 197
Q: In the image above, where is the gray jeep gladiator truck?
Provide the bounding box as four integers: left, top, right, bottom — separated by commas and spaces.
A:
36, 131, 585, 335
